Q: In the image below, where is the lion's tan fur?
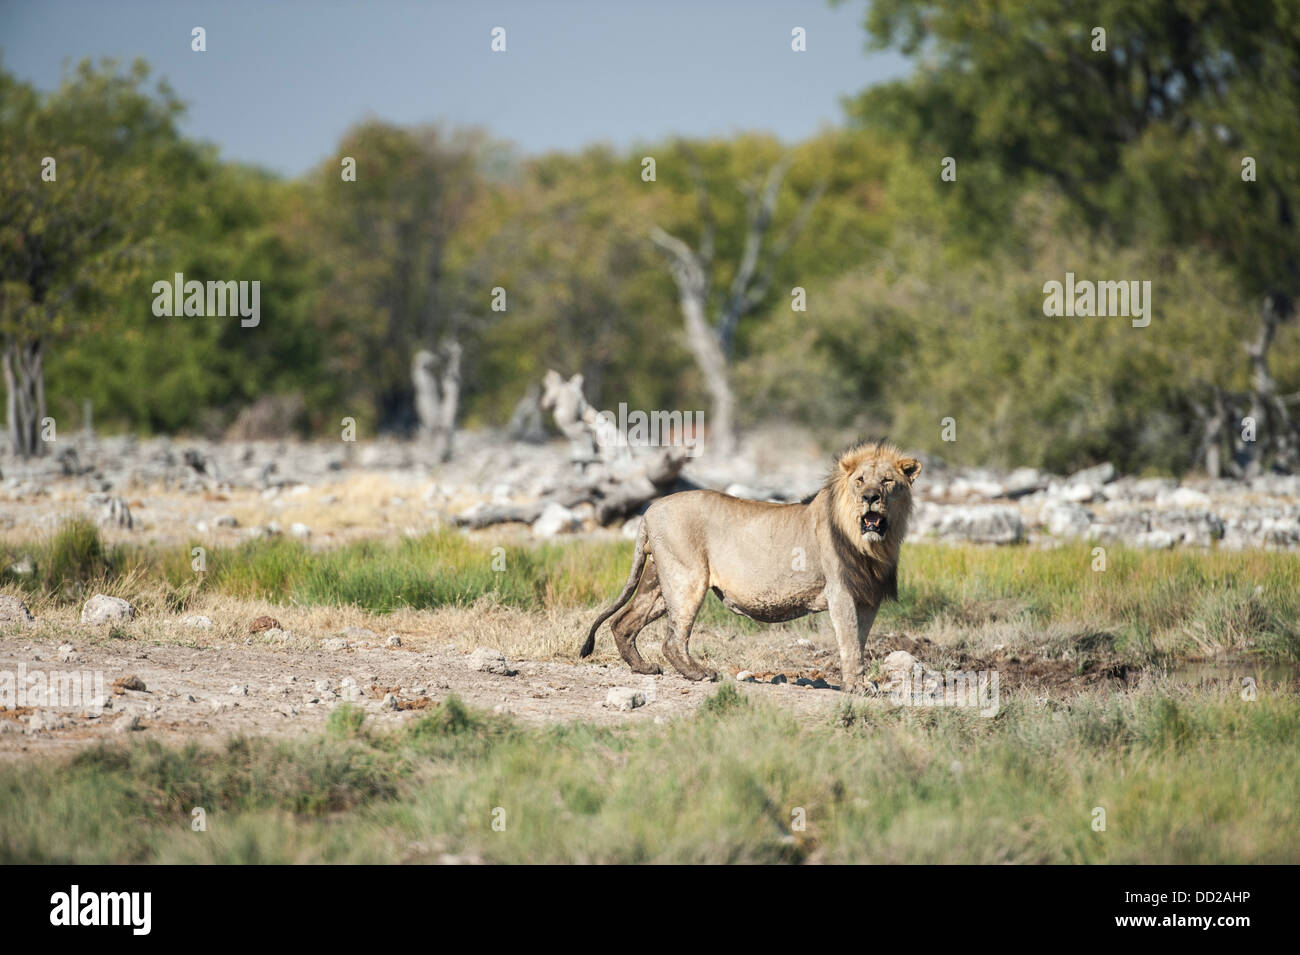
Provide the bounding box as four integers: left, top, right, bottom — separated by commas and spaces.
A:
582, 440, 921, 687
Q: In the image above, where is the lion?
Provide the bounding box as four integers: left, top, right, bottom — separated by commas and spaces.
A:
579, 440, 921, 690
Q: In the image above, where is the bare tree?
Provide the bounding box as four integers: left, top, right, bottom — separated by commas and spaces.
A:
650, 153, 823, 456
412, 340, 461, 462
1193, 293, 1299, 477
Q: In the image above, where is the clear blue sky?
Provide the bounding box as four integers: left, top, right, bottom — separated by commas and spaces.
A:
0, 0, 910, 176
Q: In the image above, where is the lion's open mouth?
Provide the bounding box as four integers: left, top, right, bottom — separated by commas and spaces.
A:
860, 512, 887, 538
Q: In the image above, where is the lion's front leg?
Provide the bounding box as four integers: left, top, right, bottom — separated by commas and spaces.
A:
851, 603, 879, 693
827, 589, 868, 693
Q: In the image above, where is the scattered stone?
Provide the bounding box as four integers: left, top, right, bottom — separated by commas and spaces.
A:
113, 675, 147, 693
114, 713, 141, 733
736, 670, 756, 683
180, 614, 214, 629
81, 594, 135, 625
1059, 482, 1099, 503
321, 638, 350, 651
28, 711, 66, 733
1068, 462, 1117, 488
94, 495, 134, 529
380, 693, 399, 711
338, 626, 377, 641
228, 684, 249, 696
1001, 467, 1047, 498
532, 501, 581, 538
604, 687, 646, 711
1044, 502, 1094, 538
264, 627, 292, 642
0, 595, 36, 628
290, 522, 312, 538
57, 643, 79, 664
916, 504, 1025, 545
880, 650, 919, 685
385, 634, 402, 647
1134, 530, 1177, 549
1158, 487, 1212, 509
468, 647, 516, 675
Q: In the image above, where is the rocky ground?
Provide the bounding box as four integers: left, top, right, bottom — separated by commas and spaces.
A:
2, 427, 1296, 549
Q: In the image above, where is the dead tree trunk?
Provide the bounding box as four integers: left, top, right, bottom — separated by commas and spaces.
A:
1243, 295, 1297, 475
651, 153, 823, 458
3, 339, 46, 459
455, 446, 698, 529
540, 369, 600, 464
412, 339, 461, 463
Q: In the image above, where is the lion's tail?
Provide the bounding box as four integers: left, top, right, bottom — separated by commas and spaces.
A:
579, 519, 649, 658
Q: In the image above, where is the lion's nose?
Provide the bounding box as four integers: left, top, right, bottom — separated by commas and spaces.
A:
864, 491, 881, 505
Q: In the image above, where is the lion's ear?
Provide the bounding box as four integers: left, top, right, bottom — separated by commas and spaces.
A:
898, 457, 922, 483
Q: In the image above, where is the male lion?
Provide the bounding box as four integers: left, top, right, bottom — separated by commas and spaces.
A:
580, 440, 921, 690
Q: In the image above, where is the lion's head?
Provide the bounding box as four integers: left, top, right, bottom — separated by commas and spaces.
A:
827, 440, 921, 560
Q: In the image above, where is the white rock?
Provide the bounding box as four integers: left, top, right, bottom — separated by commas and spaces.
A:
180, 614, 214, 630
736, 671, 756, 683
926, 505, 1025, 545
0, 595, 36, 628
1068, 462, 1116, 487
1158, 487, 1212, 509
115, 713, 141, 733
290, 522, 312, 538
532, 501, 581, 538
1044, 502, 1094, 538
385, 634, 402, 647
1059, 482, 1099, 503
880, 650, 919, 685
468, 647, 516, 675
228, 684, 249, 696
57, 643, 79, 663
381, 693, 399, 711
80, 594, 135, 625
1134, 530, 1177, 549
604, 687, 646, 711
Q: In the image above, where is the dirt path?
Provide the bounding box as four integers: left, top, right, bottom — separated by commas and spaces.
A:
0, 635, 855, 759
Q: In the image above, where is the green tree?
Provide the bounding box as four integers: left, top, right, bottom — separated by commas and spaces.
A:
844, 0, 1300, 473
0, 60, 173, 455
304, 121, 489, 456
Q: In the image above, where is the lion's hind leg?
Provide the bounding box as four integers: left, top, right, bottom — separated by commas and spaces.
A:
659, 577, 717, 682
610, 559, 666, 675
